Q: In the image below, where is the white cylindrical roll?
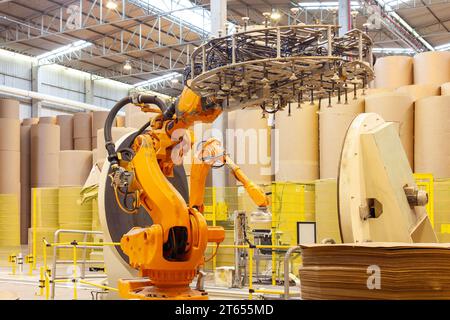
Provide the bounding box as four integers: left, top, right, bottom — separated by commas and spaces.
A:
96, 127, 135, 163
276, 103, 319, 181
396, 84, 440, 102
30, 124, 60, 187
415, 96, 450, 178
365, 93, 414, 168
414, 51, 450, 86
0, 99, 20, 119
374, 56, 413, 89
73, 112, 92, 139
319, 96, 364, 179
0, 118, 20, 151
442, 82, 450, 96
59, 150, 93, 186
56, 115, 74, 150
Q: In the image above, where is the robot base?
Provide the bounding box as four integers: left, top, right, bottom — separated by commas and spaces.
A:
118, 278, 208, 300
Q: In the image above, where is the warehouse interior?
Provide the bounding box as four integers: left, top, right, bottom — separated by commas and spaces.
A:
0, 0, 449, 301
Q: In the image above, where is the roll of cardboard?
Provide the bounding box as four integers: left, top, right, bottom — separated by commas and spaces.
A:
319, 95, 364, 179
365, 93, 414, 168
0, 99, 20, 119
442, 82, 450, 96
414, 51, 450, 86
30, 124, 60, 187
92, 111, 111, 138
96, 127, 135, 162
20, 125, 32, 244
374, 56, 413, 89
125, 104, 159, 128
74, 137, 92, 151
415, 96, 450, 178
73, 112, 92, 138
91, 137, 96, 149
276, 103, 319, 181
396, 84, 440, 102
116, 115, 125, 127
59, 150, 92, 186
0, 118, 20, 151
22, 118, 38, 126
56, 115, 74, 150
0, 151, 20, 194
39, 116, 56, 124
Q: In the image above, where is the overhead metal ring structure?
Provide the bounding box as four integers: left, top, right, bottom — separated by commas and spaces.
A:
186, 25, 374, 113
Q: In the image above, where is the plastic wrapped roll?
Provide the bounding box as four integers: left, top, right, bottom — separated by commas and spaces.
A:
0, 119, 20, 151
74, 137, 92, 151
277, 103, 318, 181
58, 187, 93, 228
96, 127, 135, 162
73, 112, 92, 139
396, 84, 440, 102
365, 93, 414, 167
374, 56, 413, 89
442, 82, 450, 96
22, 118, 38, 125
415, 96, 450, 178
0, 194, 20, 247
30, 124, 60, 187
31, 187, 59, 228
39, 116, 56, 124
414, 51, 450, 86
0, 99, 20, 119
59, 151, 93, 186
56, 115, 74, 150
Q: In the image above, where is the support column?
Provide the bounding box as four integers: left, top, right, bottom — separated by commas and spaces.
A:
85, 75, 94, 104
338, 0, 352, 36
31, 63, 41, 117
210, 0, 228, 196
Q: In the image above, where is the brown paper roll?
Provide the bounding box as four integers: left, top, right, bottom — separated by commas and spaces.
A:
0, 99, 20, 119
374, 56, 413, 89
30, 124, 60, 155
20, 125, 31, 243
73, 112, 92, 138
277, 103, 319, 181
414, 51, 450, 86
56, 115, 74, 150
319, 95, 364, 179
96, 127, 135, 162
92, 111, 112, 136
0, 118, 20, 151
74, 137, 92, 151
91, 137, 96, 150
30, 154, 59, 187
442, 82, 450, 96
395, 84, 440, 102
92, 148, 98, 166
22, 118, 38, 126
39, 116, 56, 124
59, 150, 93, 186
116, 115, 125, 127
365, 93, 414, 168
415, 96, 450, 178
125, 104, 159, 128
0, 151, 20, 194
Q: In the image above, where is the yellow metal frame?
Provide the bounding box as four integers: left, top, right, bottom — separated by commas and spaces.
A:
414, 173, 434, 226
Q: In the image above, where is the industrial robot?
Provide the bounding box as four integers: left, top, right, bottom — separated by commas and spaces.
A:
102, 86, 270, 300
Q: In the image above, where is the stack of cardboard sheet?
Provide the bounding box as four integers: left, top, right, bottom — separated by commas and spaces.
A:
299, 243, 450, 300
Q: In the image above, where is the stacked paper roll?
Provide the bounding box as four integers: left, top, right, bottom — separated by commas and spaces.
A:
365, 93, 414, 168
22, 118, 38, 126
56, 115, 74, 150
396, 84, 440, 102
39, 116, 56, 124
315, 179, 341, 243
95, 127, 135, 166
116, 115, 125, 127
0, 118, 20, 194
0, 194, 20, 247
0, 99, 20, 119
125, 103, 159, 128
415, 96, 450, 178
442, 82, 450, 96
276, 103, 318, 181
414, 51, 450, 86
30, 124, 60, 187
232, 108, 271, 184
28, 227, 57, 261
73, 112, 92, 150
20, 124, 31, 244
92, 111, 111, 149
59, 151, 92, 186
319, 94, 364, 179
374, 56, 413, 89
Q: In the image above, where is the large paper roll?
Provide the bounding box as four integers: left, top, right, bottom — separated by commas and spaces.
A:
125, 104, 158, 128
414, 51, 450, 86
39, 116, 56, 124
56, 115, 74, 150
59, 150, 92, 186
74, 137, 92, 151
73, 112, 92, 138
0, 151, 20, 194
22, 118, 38, 126
92, 111, 112, 138
0, 119, 20, 151
30, 124, 60, 187
442, 82, 450, 96
374, 56, 413, 89
395, 84, 440, 102
20, 125, 31, 244
0, 99, 20, 119
415, 96, 450, 178
96, 127, 135, 162
319, 95, 364, 179
365, 93, 414, 168
276, 103, 319, 181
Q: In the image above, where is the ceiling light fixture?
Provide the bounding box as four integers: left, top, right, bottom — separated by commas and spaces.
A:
106, 0, 118, 10
123, 60, 132, 70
